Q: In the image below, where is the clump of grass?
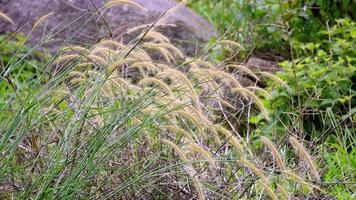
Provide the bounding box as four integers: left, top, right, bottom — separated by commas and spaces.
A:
0, 12, 329, 198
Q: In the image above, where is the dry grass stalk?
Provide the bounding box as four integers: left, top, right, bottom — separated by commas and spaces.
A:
283, 170, 321, 192
186, 142, 216, 167
246, 86, 272, 99
218, 40, 245, 50
138, 77, 173, 96
259, 71, 291, 92
214, 125, 243, 152
162, 125, 195, 141
173, 110, 204, 136
33, 12, 53, 28
232, 87, 270, 121
240, 158, 267, 182
257, 180, 278, 200
225, 64, 260, 81
157, 69, 201, 112
143, 31, 170, 43
0, 11, 14, 24
261, 136, 286, 171
289, 136, 320, 182
277, 184, 291, 200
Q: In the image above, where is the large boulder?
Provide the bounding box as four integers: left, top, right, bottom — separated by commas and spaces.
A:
0, 0, 216, 56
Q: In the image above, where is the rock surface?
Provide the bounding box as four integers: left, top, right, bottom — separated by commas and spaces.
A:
0, 0, 216, 56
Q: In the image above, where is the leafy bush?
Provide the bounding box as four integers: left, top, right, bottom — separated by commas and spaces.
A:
252, 18, 356, 198
188, 0, 355, 57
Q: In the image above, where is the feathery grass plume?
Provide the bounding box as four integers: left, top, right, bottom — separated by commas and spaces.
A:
261, 136, 286, 171
88, 54, 109, 66
74, 62, 93, 70
142, 42, 175, 62
110, 77, 137, 90
289, 136, 320, 182
157, 69, 201, 112
106, 57, 126, 72
68, 71, 86, 79
61, 46, 91, 55
207, 69, 243, 89
225, 64, 260, 81
259, 71, 291, 92
257, 180, 278, 200
186, 106, 211, 126
33, 12, 53, 28
91, 47, 118, 59
283, 170, 321, 192
217, 40, 245, 50
159, 43, 184, 59
186, 142, 216, 168
0, 11, 14, 24
214, 125, 243, 152
129, 62, 159, 74
246, 86, 272, 99
208, 96, 235, 109
162, 125, 195, 141
55, 54, 82, 64
161, 139, 205, 200
69, 77, 86, 85
142, 31, 170, 43
104, 0, 145, 10
190, 59, 217, 70
240, 158, 267, 182
277, 184, 291, 200
232, 87, 270, 121
131, 49, 152, 62
52, 88, 70, 99
173, 110, 205, 137
97, 39, 126, 50
138, 77, 173, 96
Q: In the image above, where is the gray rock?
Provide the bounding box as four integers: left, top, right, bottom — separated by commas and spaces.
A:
0, 0, 216, 56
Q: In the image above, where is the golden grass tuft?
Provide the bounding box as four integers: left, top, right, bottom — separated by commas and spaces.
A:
157, 69, 201, 112
143, 31, 170, 43
289, 136, 320, 182
261, 136, 286, 171
173, 110, 204, 136
240, 158, 267, 181
232, 87, 270, 121
225, 64, 260, 81
186, 142, 216, 167
138, 77, 173, 96
214, 125, 243, 152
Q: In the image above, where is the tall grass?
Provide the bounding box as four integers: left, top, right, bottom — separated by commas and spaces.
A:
0, 1, 352, 199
